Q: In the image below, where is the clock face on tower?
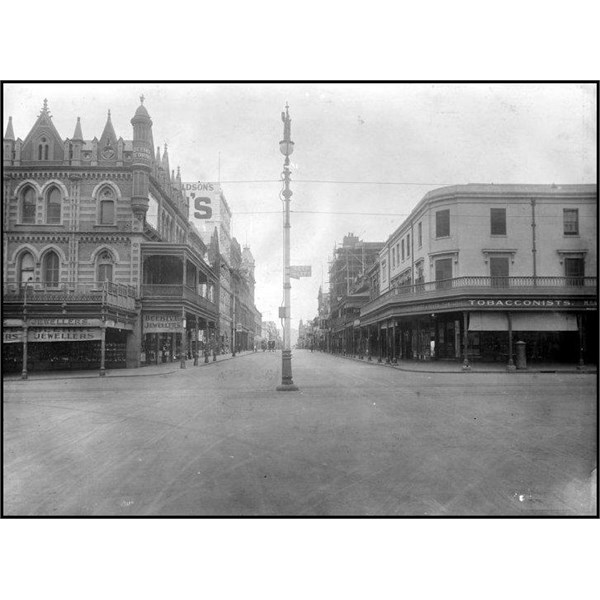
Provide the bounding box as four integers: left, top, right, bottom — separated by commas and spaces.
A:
102, 146, 115, 159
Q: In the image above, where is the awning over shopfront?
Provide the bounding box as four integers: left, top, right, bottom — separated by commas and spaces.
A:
469, 312, 578, 331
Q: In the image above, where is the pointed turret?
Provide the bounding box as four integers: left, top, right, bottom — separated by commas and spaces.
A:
3, 116, 16, 165
99, 110, 118, 157
161, 142, 170, 174
130, 95, 154, 224
72, 117, 83, 141
4, 116, 15, 141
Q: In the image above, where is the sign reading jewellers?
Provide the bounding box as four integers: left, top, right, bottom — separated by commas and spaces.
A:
143, 313, 182, 333
28, 329, 102, 342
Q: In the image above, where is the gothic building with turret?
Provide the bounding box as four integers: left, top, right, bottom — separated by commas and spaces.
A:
3, 98, 220, 374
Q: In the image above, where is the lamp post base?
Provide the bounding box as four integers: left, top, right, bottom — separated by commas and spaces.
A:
277, 349, 299, 392
276, 383, 299, 392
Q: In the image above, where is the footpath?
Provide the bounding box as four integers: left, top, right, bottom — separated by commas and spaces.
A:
2, 350, 258, 382
327, 351, 596, 375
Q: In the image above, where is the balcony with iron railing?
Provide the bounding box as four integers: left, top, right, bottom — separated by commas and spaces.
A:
362, 275, 598, 315
141, 284, 217, 313
3, 281, 138, 311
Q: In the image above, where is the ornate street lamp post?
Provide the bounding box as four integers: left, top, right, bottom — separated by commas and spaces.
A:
276, 103, 299, 392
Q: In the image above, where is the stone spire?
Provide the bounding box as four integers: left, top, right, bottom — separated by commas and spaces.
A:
99, 109, 117, 148
161, 142, 170, 173
155, 145, 161, 164
4, 116, 15, 140
72, 117, 83, 141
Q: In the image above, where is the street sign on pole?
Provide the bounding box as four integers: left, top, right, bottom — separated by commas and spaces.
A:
289, 265, 312, 279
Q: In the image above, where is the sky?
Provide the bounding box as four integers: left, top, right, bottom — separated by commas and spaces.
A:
3, 83, 596, 325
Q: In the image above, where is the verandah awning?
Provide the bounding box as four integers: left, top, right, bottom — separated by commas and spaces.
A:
468, 312, 578, 332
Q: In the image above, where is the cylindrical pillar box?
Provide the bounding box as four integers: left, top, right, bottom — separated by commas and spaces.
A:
516, 341, 527, 370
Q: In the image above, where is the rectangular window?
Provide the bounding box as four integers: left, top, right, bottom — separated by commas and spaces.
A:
490, 208, 506, 235
435, 257, 452, 290
401, 239, 405, 261
100, 200, 115, 224
407, 233, 411, 256
563, 209, 579, 235
436, 209, 450, 238
418, 222, 422, 247
565, 257, 584, 286
391, 247, 396, 268
490, 256, 509, 288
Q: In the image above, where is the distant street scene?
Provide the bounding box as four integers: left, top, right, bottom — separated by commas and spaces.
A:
3, 351, 596, 516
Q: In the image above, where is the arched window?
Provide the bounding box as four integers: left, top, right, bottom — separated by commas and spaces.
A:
19, 252, 35, 286
43, 251, 60, 287
21, 186, 37, 223
97, 250, 114, 283
99, 186, 115, 224
46, 186, 62, 224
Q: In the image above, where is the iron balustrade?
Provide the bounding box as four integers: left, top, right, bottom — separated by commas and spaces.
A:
3, 281, 137, 310
141, 284, 217, 310
363, 275, 598, 313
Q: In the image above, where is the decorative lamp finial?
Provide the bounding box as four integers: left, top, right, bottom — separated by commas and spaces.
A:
140, 94, 145, 104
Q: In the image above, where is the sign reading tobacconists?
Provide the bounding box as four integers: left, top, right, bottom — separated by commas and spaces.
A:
143, 313, 182, 333
467, 298, 597, 308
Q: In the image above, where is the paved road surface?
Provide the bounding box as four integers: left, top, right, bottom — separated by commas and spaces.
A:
3, 350, 596, 516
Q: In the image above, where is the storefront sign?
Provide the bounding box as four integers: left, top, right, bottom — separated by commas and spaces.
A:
143, 313, 182, 333
3, 329, 23, 343
28, 328, 102, 342
27, 318, 102, 327
466, 298, 593, 308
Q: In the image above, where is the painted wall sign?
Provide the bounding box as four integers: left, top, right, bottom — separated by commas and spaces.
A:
143, 313, 182, 333
183, 182, 221, 222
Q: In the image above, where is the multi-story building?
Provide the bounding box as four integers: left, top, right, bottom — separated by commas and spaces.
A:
327, 233, 384, 354
358, 184, 597, 367
2, 98, 220, 375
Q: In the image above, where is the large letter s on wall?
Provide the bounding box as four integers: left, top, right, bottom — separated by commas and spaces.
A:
194, 196, 212, 219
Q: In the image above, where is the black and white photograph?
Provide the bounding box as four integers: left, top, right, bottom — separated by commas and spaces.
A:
2, 81, 596, 518
1, 3, 598, 595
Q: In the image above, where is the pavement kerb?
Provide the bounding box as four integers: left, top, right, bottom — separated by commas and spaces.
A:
326, 352, 597, 375
2, 350, 258, 382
